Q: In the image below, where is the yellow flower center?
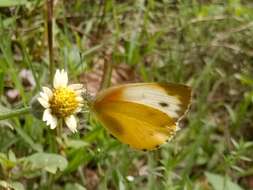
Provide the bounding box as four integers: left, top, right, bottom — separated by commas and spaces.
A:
49, 87, 79, 118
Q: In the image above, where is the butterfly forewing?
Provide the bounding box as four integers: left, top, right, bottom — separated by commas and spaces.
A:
92, 83, 192, 150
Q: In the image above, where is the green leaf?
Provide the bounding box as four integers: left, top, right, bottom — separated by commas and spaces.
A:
0, 0, 27, 7
0, 181, 8, 189
0, 153, 16, 168
8, 150, 16, 162
64, 148, 91, 174
14, 125, 42, 152
65, 183, 87, 190
235, 73, 253, 86
0, 120, 14, 130
205, 172, 244, 190
10, 182, 25, 190
22, 153, 68, 174
65, 139, 89, 149
0, 104, 11, 115
0, 69, 4, 95
0, 180, 25, 190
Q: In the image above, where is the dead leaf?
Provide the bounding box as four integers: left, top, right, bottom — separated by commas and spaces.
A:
80, 60, 140, 97
84, 168, 99, 190
6, 89, 20, 103
19, 69, 35, 90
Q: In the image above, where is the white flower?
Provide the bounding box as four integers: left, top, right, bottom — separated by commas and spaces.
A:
38, 69, 84, 132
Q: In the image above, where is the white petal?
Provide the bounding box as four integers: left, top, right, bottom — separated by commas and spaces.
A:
53, 69, 68, 88
65, 115, 77, 133
43, 109, 50, 121
68, 84, 83, 90
60, 69, 68, 87
53, 69, 61, 88
38, 97, 49, 108
42, 109, 52, 123
78, 103, 84, 107
49, 115, 58, 129
42, 109, 57, 128
74, 107, 82, 113
75, 90, 85, 96
76, 96, 83, 102
42, 87, 53, 98
39, 92, 49, 101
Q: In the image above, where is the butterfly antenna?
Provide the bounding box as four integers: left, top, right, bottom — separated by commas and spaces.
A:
79, 51, 89, 100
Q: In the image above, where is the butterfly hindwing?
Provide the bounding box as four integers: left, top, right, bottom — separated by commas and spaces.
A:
92, 83, 191, 150
93, 101, 177, 150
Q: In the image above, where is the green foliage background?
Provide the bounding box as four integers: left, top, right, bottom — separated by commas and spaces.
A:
0, 0, 253, 189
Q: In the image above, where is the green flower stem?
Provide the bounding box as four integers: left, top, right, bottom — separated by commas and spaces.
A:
56, 119, 63, 139
0, 107, 31, 120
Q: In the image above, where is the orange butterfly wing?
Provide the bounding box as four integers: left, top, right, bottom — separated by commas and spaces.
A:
91, 83, 191, 150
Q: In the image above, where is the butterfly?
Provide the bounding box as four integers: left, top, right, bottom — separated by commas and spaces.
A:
90, 83, 192, 151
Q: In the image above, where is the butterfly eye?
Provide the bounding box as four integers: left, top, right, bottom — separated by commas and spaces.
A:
159, 102, 169, 107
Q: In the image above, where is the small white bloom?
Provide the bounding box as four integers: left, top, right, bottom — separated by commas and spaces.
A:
38, 69, 85, 132
126, 176, 134, 182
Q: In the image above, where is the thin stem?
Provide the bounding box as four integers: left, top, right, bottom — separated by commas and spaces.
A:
56, 119, 62, 138
47, 0, 54, 84
0, 107, 30, 120
100, 58, 113, 90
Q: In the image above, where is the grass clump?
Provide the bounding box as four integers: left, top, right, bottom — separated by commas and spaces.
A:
0, 1, 253, 189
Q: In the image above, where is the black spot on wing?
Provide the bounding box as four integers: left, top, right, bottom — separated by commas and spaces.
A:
109, 134, 116, 139
159, 102, 169, 107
